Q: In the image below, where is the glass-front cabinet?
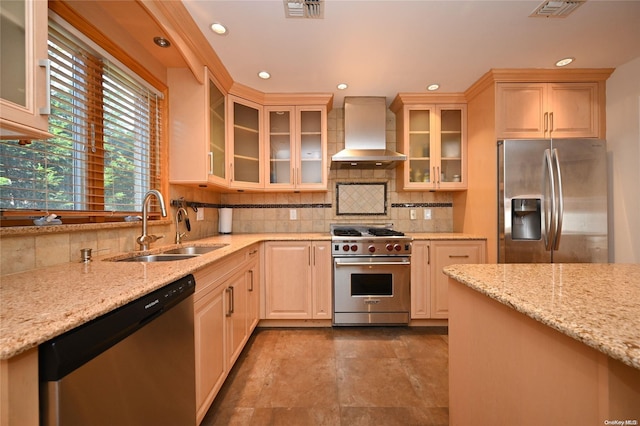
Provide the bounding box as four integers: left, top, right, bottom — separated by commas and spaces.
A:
0, 0, 50, 140
228, 95, 263, 189
265, 105, 327, 191
392, 95, 467, 191
168, 67, 226, 187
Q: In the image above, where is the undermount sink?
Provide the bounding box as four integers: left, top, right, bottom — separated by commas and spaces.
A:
108, 244, 228, 262
115, 254, 199, 262
160, 245, 228, 255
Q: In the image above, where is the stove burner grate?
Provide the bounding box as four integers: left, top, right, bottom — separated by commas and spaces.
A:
368, 228, 405, 237
333, 228, 362, 237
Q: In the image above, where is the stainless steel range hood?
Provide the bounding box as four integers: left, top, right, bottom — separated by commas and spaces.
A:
331, 97, 406, 169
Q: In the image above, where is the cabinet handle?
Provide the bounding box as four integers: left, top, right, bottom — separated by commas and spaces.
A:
427, 245, 431, 265
436, 166, 441, 186
432, 166, 436, 188
313, 246, 316, 265
248, 270, 254, 291
249, 249, 258, 256
549, 112, 554, 134
208, 152, 214, 175
308, 246, 311, 265
544, 112, 549, 134
226, 286, 234, 316
38, 59, 51, 115
449, 255, 470, 258
230, 163, 233, 182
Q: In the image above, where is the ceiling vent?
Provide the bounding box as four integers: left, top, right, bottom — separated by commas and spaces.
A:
529, 0, 586, 18
284, 0, 324, 19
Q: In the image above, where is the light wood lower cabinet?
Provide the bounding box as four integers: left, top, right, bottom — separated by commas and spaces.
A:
264, 241, 331, 320
193, 244, 260, 424
411, 239, 486, 319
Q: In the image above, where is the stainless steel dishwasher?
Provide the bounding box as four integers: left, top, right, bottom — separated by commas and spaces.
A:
39, 274, 196, 426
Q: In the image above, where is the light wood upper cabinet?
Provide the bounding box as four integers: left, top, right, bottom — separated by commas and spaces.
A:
0, 0, 51, 140
264, 241, 331, 320
496, 82, 599, 139
228, 95, 264, 190
264, 106, 327, 191
393, 98, 467, 191
169, 67, 227, 188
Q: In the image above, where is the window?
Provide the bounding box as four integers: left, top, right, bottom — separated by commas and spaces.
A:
0, 19, 163, 224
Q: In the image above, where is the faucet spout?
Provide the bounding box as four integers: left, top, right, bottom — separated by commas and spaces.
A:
137, 189, 167, 251
175, 207, 189, 244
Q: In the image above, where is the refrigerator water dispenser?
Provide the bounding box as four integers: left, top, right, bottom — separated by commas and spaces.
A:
511, 198, 541, 240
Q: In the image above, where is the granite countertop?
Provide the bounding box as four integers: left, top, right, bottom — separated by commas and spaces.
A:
1, 232, 484, 360
443, 263, 640, 370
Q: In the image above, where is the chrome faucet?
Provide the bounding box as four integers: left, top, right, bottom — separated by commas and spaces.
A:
136, 189, 167, 251
175, 207, 189, 244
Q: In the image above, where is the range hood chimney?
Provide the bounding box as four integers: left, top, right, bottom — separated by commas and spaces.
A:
331, 97, 406, 169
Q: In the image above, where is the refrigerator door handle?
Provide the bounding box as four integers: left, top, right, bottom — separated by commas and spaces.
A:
552, 148, 564, 250
542, 149, 556, 251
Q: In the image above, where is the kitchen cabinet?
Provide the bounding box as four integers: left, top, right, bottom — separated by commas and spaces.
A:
0, 348, 39, 426
264, 106, 327, 191
0, 0, 51, 140
264, 241, 331, 320
168, 67, 227, 187
192, 244, 260, 424
228, 95, 263, 190
391, 95, 467, 191
411, 239, 486, 320
496, 82, 599, 139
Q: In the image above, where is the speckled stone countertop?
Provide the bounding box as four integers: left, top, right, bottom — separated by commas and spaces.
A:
0, 232, 482, 360
443, 263, 640, 370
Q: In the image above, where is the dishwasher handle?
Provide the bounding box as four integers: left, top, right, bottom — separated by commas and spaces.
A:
39, 274, 195, 381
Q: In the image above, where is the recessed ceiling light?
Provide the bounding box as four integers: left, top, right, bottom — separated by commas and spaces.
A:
427, 84, 440, 91
337, 83, 348, 90
555, 57, 575, 67
258, 71, 271, 79
210, 22, 228, 35
153, 37, 171, 48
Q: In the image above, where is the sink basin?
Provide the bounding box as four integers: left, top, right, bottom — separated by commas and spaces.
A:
160, 244, 228, 255
115, 254, 199, 262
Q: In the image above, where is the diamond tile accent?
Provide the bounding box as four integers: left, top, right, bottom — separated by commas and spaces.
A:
337, 183, 386, 215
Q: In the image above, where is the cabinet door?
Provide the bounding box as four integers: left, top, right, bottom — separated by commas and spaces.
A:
208, 76, 227, 183
404, 106, 435, 189
265, 106, 295, 187
0, 0, 50, 140
296, 107, 327, 190
548, 82, 599, 138
410, 241, 431, 319
311, 241, 332, 319
430, 240, 486, 319
225, 268, 249, 367
228, 95, 263, 189
194, 284, 226, 423
436, 105, 466, 189
264, 242, 312, 319
246, 247, 261, 331
496, 83, 547, 139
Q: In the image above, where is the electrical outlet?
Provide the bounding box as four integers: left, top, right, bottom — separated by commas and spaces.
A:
410, 209, 416, 220
289, 209, 297, 220
196, 209, 204, 221
424, 208, 432, 220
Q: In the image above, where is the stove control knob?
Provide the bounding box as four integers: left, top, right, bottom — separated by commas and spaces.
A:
368, 245, 376, 253
350, 245, 358, 252
386, 243, 394, 252
342, 244, 350, 252
394, 244, 402, 252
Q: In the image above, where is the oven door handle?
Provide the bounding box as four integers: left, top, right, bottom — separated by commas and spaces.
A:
334, 260, 410, 267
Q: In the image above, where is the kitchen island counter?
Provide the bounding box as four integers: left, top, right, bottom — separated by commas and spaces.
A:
444, 263, 640, 424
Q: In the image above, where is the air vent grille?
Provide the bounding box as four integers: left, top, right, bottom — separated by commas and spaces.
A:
284, 0, 324, 19
530, 0, 586, 18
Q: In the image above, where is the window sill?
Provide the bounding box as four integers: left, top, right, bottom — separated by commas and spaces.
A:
0, 219, 173, 238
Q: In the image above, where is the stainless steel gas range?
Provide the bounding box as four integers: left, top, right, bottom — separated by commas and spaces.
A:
331, 224, 412, 326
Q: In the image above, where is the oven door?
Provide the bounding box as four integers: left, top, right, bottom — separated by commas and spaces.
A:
333, 256, 410, 325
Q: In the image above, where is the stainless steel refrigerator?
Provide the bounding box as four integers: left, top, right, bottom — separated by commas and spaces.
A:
498, 139, 608, 263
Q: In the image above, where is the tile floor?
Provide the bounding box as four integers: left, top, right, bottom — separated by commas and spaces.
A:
201, 327, 449, 426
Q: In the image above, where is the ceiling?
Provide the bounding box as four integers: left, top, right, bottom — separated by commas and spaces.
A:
182, 0, 640, 107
